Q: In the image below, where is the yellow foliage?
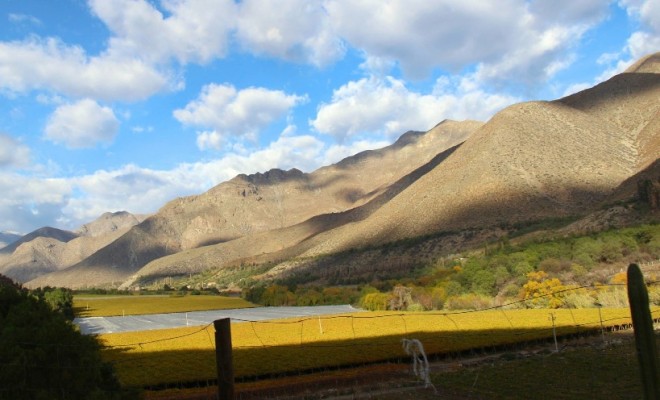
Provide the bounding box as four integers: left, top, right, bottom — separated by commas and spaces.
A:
609, 271, 628, 285
520, 271, 565, 308
74, 295, 254, 317
99, 308, 640, 387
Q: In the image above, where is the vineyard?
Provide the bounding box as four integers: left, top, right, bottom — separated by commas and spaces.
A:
99, 304, 646, 388
74, 294, 254, 317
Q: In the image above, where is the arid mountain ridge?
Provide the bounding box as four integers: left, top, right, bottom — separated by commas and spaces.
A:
3, 52, 659, 289
0, 212, 144, 283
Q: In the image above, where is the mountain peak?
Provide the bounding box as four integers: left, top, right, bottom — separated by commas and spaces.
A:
234, 168, 306, 185
625, 51, 660, 74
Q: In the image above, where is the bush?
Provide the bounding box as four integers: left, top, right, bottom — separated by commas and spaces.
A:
0, 275, 134, 399
444, 293, 494, 310
359, 292, 390, 310
407, 302, 426, 312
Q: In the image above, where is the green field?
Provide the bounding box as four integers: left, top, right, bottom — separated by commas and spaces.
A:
74, 294, 254, 317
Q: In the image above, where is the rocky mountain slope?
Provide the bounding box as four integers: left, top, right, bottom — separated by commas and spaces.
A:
122, 52, 660, 288
22, 52, 660, 289
0, 212, 142, 283
0, 227, 78, 255
25, 120, 481, 288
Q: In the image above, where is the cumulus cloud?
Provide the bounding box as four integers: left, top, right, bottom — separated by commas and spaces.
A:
0, 172, 71, 233
0, 37, 169, 101
563, 0, 659, 93
322, 139, 391, 166
174, 83, 307, 148
1, 133, 327, 231
326, 0, 608, 84
45, 99, 120, 148
311, 75, 517, 141
195, 131, 224, 151
89, 0, 237, 65
235, 0, 344, 66
0, 133, 30, 168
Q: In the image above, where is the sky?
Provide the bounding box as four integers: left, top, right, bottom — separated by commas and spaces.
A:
0, 0, 658, 235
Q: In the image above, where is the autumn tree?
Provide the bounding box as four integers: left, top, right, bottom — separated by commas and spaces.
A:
520, 271, 565, 308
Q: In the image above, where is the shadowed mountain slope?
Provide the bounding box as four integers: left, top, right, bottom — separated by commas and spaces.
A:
120, 53, 660, 285
290, 55, 659, 256
0, 212, 142, 283
0, 227, 78, 255
22, 52, 660, 289
25, 121, 481, 288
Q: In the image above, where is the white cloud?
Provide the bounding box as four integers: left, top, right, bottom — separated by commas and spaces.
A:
626, 31, 660, 60
325, 0, 609, 83
565, 0, 659, 93
45, 99, 120, 148
6, 133, 325, 230
615, 1, 660, 59
235, 0, 345, 66
174, 83, 307, 147
322, 139, 391, 166
196, 130, 225, 151
89, 0, 237, 64
311, 75, 517, 141
8, 13, 42, 26
0, 133, 30, 168
0, 171, 71, 233
0, 37, 169, 101
562, 82, 592, 97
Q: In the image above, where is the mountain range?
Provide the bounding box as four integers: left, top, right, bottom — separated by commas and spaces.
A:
2, 52, 658, 289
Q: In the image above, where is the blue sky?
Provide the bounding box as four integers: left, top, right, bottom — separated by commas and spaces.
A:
0, 0, 658, 234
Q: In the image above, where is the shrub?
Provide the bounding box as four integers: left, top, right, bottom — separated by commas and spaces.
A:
359, 292, 390, 311
407, 302, 425, 312
444, 293, 494, 310
0, 275, 133, 399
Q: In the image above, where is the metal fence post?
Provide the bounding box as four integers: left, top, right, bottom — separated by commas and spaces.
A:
214, 318, 234, 400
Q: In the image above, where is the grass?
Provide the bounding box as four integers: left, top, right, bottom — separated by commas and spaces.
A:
435, 333, 660, 399
73, 294, 254, 317
98, 307, 643, 388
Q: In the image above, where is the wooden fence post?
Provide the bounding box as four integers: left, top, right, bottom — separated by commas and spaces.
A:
214, 318, 234, 400
626, 263, 659, 400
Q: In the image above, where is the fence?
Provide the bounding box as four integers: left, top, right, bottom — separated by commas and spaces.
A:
90, 282, 660, 399
2, 282, 658, 399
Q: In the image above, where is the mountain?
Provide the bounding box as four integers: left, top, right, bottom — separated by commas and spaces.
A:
0, 212, 142, 284
125, 52, 660, 287
0, 232, 21, 250
0, 227, 78, 255
25, 120, 482, 288
24, 52, 660, 289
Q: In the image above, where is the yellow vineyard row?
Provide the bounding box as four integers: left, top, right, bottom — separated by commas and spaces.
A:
99, 308, 641, 387
74, 295, 254, 317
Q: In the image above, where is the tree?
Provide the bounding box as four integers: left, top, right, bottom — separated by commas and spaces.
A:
0, 275, 134, 399
520, 271, 564, 308
389, 285, 413, 311
43, 287, 75, 319
360, 292, 390, 311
